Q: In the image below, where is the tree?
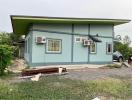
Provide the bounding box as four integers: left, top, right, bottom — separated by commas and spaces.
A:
0, 32, 12, 45
0, 32, 22, 75
0, 32, 21, 45
0, 45, 13, 75
123, 35, 131, 45
114, 41, 132, 60
0, 32, 23, 58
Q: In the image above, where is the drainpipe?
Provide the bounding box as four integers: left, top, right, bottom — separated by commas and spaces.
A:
88, 24, 90, 63
88, 45, 90, 63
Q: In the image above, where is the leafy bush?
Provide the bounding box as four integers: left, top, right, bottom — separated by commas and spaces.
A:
0, 32, 21, 45
0, 32, 21, 58
0, 45, 13, 76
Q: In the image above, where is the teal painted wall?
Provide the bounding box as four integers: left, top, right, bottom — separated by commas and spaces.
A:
74, 24, 89, 35
89, 37, 113, 62
73, 35, 88, 62
33, 23, 72, 34
32, 31, 72, 63
24, 23, 114, 66
90, 24, 113, 37
89, 24, 113, 62
31, 31, 45, 63
73, 24, 89, 62
24, 31, 32, 63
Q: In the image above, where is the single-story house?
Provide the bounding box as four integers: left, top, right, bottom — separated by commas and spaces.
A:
11, 15, 130, 67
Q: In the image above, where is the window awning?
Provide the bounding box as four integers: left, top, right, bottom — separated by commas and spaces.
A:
88, 35, 102, 42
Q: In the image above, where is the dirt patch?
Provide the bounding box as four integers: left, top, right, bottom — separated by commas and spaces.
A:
8, 59, 27, 73
64, 67, 132, 81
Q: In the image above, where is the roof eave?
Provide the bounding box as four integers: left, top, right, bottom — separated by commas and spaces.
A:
11, 15, 131, 35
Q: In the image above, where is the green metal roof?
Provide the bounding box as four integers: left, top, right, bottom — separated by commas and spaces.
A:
11, 15, 131, 35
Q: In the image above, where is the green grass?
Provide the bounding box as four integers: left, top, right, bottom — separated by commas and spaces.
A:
105, 64, 121, 68
0, 76, 132, 100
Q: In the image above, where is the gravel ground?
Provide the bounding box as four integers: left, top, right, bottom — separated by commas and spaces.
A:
63, 67, 132, 80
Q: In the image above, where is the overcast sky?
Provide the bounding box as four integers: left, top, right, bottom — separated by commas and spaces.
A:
0, 0, 132, 38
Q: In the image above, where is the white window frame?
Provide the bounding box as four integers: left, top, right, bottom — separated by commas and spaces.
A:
106, 42, 112, 54
90, 42, 96, 54
46, 38, 62, 53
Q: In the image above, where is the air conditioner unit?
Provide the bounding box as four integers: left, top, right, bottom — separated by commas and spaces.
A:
35, 36, 46, 44
83, 39, 91, 46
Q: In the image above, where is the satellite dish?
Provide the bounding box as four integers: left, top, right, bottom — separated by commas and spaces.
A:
115, 35, 121, 41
